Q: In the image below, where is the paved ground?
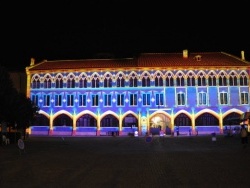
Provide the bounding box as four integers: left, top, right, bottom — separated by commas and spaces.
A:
0, 134, 249, 188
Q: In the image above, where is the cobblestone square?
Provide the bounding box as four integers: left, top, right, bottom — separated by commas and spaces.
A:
0, 135, 249, 188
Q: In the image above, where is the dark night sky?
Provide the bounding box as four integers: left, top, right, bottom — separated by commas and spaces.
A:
1, 1, 249, 71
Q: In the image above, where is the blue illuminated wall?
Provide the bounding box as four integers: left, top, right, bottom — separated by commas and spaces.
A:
26, 61, 250, 136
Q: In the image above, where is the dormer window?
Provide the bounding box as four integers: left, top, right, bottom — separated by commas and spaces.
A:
194, 55, 202, 61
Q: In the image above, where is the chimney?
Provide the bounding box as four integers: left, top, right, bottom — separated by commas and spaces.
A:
183, 49, 188, 59
241, 51, 245, 60
30, 58, 35, 66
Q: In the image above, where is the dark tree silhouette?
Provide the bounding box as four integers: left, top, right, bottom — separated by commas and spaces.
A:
0, 65, 40, 139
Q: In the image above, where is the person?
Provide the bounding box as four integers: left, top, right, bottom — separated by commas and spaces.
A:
240, 124, 248, 148
2, 134, 10, 145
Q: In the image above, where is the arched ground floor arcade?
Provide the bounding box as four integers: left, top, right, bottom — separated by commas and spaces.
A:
28, 108, 247, 136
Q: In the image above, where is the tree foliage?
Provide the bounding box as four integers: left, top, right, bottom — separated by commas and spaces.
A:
0, 65, 40, 138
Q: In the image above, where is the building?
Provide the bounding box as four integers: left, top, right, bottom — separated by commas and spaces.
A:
25, 50, 250, 136
9, 71, 27, 95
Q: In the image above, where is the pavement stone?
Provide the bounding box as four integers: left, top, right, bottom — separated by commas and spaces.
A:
0, 135, 249, 188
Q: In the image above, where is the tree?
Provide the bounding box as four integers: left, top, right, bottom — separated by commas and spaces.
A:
0, 65, 40, 139
12, 93, 40, 140
0, 65, 18, 123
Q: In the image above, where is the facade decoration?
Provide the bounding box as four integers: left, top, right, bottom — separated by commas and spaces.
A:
25, 50, 250, 136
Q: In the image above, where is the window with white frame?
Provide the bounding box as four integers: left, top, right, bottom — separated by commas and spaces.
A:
117, 94, 124, 106
43, 95, 50, 107
130, 93, 137, 106
55, 94, 62, 107
156, 93, 164, 106
67, 94, 74, 106
198, 92, 207, 105
92, 94, 99, 106
79, 94, 87, 106
104, 94, 112, 107
142, 93, 150, 106
241, 92, 249, 104
177, 93, 185, 105
220, 92, 228, 105
104, 75, 112, 88
32, 95, 39, 106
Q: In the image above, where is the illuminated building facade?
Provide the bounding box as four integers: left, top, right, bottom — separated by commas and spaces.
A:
26, 50, 250, 136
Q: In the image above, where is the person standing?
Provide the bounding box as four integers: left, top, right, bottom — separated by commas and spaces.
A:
240, 124, 248, 148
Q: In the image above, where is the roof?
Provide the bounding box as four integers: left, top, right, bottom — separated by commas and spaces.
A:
26, 51, 250, 72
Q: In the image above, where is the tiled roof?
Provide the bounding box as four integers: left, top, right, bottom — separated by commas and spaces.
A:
137, 52, 249, 67
28, 58, 137, 71
27, 51, 249, 71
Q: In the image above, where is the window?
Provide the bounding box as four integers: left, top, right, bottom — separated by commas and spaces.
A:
79, 94, 86, 106
220, 92, 228, 105
240, 72, 248, 86
176, 73, 184, 86
104, 94, 112, 107
117, 94, 124, 106
155, 73, 163, 87
55, 76, 63, 88
44, 75, 52, 88
197, 72, 206, 86
219, 72, 227, 86
32, 79, 40, 89
43, 95, 50, 107
229, 72, 238, 86
208, 72, 216, 86
117, 75, 125, 87
79, 77, 87, 88
156, 93, 164, 106
92, 74, 99, 88
55, 94, 62, 107
67, 79, 75, 88
142, 93, 150, 106
142, 77, 150, 87
177, 93, 185, 105
187, 72, 195, 86
166, 73, 174, 86
67, 94, 74, 106
129, 73, 137, 87
32, 95, 39, 106
92, 95, 99, 106
241, 92, 248, 104
198, 92, 207, 105
130, 93, 137, 106
104, 75, 112, 88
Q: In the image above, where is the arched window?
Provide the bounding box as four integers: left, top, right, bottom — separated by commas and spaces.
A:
129, 73, 137, 87
197, 72, 206, 86
67, 74, 75, 88
55, 74, 63, 88
218, 71, 227, 86
208, 71, 216, 86
176, 72, 184, 86
239, 72, 248, 86
187, 72, 195, 86
32, 75, 40, 89
166, 72, 174, 87
104, 74, 112, 88
91, 74, 100, 88
117, 73, 125, 87
154, 72, 163, 87
79, 75, 87, 88
229, 71, 238, 86
44, 74, 52, 88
